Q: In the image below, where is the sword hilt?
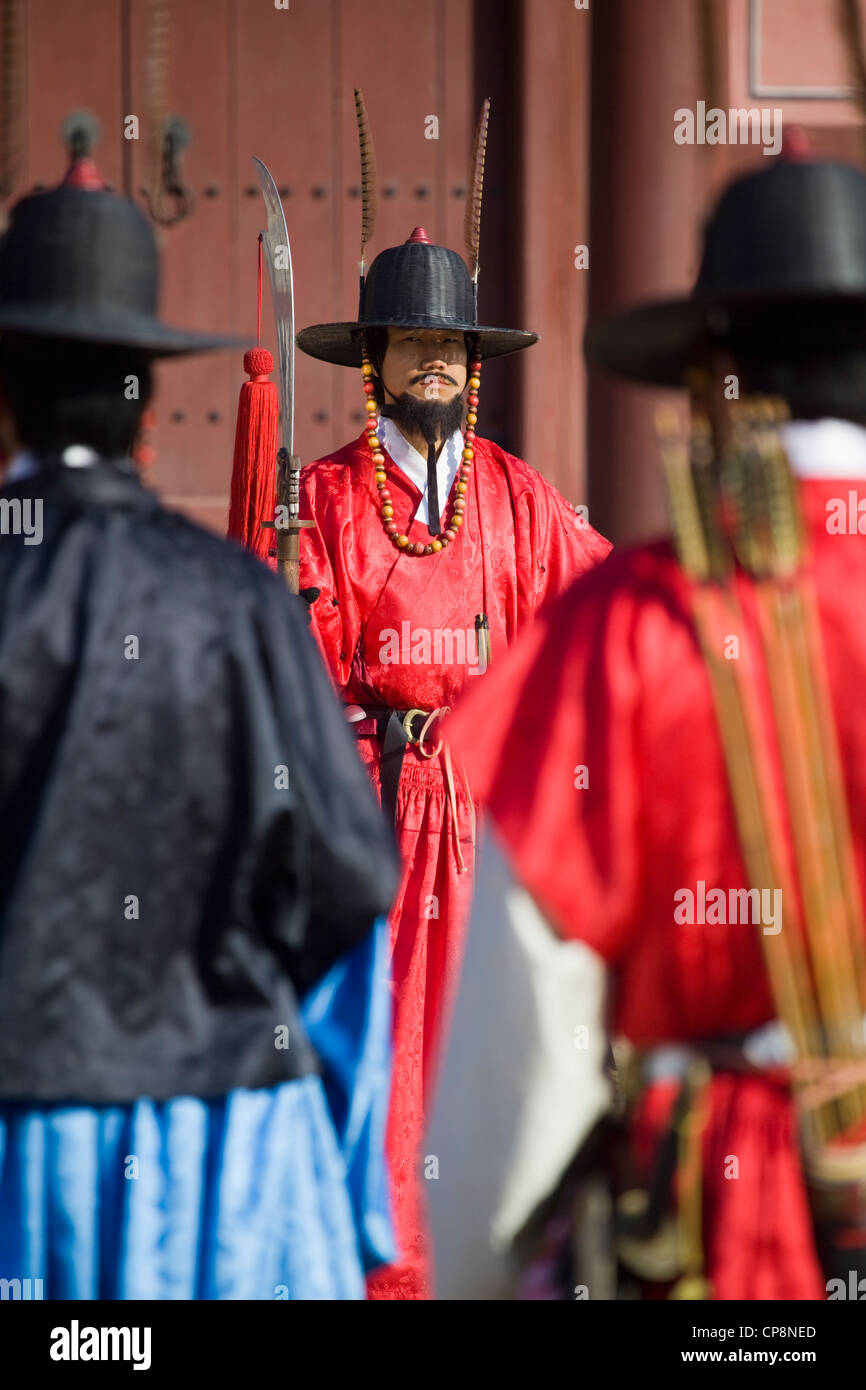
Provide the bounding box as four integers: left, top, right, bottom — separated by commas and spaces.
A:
277, 447, 298, 513
260, 449, 314, 594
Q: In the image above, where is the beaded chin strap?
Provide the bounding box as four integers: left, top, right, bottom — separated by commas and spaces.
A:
360, 341, 481, 557
353, 93, 490, 559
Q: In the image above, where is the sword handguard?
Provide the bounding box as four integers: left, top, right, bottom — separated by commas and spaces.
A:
275, 451, 314, 595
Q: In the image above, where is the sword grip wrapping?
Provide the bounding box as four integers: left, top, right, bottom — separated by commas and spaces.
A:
275, 450, 307, 595
276, 448, 301, 510
277, 527, 300, 595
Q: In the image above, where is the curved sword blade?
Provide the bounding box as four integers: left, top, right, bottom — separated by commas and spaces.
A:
252, 156, 294, 459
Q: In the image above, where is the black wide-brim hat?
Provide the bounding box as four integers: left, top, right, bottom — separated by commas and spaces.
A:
0, 182, 246, 356
297, 230, 537, 366
585, 159, 866, 388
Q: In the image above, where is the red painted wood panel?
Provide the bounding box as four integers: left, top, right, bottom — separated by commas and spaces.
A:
234, 0, 343, 490
587, 0, 708, 548
756, 0, 866, 88
23, 0, 124, 193
0, 1, 506, 534
442, 1, 474, 259
517, 0, 592, 506
126, 0, 236, 526
469, 0, 522, 455
7, 0, 866, 547
334, 0, 473, 452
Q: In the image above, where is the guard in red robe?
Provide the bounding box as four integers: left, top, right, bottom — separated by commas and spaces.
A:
295, 224, 610, 1297
441, 153, 866, 1300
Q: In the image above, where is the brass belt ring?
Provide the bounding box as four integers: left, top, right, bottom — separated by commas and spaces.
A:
402, 708, 427, 743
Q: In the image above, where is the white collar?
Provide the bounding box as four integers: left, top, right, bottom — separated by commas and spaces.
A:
377, 416, 463, 527
3, 445, 100, 484
780, 419, 866, 479
4, 450, 40, 484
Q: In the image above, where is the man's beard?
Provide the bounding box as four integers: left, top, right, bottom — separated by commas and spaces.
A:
382, 389, 466, 448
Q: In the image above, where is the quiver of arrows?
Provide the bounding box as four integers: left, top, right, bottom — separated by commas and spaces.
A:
658, 396, 866, 1279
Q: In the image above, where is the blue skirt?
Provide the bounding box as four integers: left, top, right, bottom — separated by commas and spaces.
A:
0, 920, 395, 1300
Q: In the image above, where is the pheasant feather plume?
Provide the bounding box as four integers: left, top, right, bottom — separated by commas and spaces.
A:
464, 97, 491, 282
354, 88, 379, 274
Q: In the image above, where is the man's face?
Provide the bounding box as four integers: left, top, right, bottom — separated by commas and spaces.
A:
380, 327, 468, 405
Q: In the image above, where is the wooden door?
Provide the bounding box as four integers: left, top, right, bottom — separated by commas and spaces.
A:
0, 0, 489, 534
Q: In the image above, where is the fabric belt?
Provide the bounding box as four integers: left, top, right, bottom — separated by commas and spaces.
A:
344, 707, 425, 826
345, 702, 475, 873
640, 1019, 794, 1084
643, 1020, 866, 1118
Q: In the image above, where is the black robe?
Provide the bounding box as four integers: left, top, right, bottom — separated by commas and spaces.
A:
0, 460, 399, 1102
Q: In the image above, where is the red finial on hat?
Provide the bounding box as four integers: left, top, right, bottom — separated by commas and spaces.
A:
58, 113, 106, 190
61, 155, 107, 191
781, 125, 813, 161
406, 227, 432, 244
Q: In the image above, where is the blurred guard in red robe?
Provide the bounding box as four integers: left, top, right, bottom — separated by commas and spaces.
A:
436, 153, 866, 1301
295, 217, 610, 1297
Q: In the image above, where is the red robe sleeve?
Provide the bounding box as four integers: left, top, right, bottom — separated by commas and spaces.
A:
446, 553, 643, 968
525, 469, 612, 614
298, 461, 361, 694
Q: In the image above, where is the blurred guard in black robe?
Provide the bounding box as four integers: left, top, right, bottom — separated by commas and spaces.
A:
0, 157, 399, 1299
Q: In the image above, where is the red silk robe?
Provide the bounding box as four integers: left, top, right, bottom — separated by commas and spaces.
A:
447, 476, 866, 1300
299, 430, 610, 1299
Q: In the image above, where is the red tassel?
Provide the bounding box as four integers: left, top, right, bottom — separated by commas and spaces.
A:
227, 347, 278, 566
